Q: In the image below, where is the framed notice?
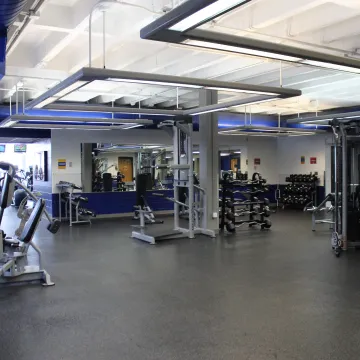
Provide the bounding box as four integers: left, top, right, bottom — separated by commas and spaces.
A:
254, 158, 261, 165
58, 159, 66, 170
301, 156, 305, 164
310, 157, 317, 165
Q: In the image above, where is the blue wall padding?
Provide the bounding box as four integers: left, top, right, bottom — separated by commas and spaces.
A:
52, 190, 175, 217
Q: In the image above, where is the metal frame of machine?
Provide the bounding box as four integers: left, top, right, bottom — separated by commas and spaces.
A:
132, 119, 216, 244
0, 162, 60, 286
330, 119, 360, 256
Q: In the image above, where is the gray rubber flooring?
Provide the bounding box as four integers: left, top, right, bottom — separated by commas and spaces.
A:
1, 209, 360, 360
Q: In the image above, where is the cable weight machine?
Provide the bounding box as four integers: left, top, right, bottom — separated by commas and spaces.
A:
132, 119, 216, 244
330, 119, 360, 257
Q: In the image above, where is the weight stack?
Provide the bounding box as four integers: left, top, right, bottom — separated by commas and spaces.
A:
102, 173, 113, 192
136, 173, 152, 206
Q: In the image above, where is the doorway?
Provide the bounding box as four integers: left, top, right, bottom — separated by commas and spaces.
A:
118, 157, 134, 182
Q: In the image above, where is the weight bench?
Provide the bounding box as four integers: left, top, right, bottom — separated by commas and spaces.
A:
0, 198, 54, 286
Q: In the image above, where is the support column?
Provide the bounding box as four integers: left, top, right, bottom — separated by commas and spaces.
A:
199, 89, 219, 231
81, 143, 93, 193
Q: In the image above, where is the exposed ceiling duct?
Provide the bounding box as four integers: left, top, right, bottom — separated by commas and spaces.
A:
0, 0, 29, 80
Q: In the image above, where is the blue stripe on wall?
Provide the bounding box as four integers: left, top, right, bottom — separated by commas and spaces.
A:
52, 190, 175, 218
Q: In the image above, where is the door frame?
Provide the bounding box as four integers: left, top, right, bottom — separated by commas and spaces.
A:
118, 157, 134, 182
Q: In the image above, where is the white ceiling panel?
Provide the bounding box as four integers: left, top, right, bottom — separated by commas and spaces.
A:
3, 0, 360, 115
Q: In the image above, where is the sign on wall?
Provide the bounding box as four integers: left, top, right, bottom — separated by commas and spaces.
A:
310, 157, 317, 164
254, 158, 261, 165
301, 156, 305, 164
58, 159, 66, 170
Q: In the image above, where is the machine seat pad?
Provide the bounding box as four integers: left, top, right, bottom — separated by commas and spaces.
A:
18, 199, 45, 244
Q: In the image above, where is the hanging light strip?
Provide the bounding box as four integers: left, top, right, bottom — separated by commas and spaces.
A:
141, 0, 360, 75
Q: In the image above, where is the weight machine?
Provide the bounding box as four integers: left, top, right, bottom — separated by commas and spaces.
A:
330, 119, 360, 257
57, 181, 96, 226
304, 193, 335, 231
0, 162, 60, 286
132, 119, 216, 244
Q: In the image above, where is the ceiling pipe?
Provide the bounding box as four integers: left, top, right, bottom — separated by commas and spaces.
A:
6, 0, 47, 56
88, 0, 162, 68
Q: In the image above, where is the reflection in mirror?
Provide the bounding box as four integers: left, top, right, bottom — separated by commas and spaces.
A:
81, 143, 176, 193
219, 147, 247, 181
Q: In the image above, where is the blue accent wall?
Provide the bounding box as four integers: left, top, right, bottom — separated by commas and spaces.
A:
52, 190, 174, 218
0, 34, 5, 81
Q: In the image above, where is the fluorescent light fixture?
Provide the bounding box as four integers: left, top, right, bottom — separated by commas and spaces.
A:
303, 60, 360, 74
231, 98, 277, 108
343, 115, 360, 119
220, 152, 231, 156
3, 120, 17, 128
206, 86, 277, 96
165, 156, 173, 159
34, 96, 59, 109
56, 81, 89, 98
169, 0, 249, 32
301, 119, 332, 124
108, 78, 201, 89
121, 124, 143, 130
191, 107, 228, 116
185, 40, 302, 62
193, 151, 200, 154
146, 145, 161, 149
234, 151, 241, 154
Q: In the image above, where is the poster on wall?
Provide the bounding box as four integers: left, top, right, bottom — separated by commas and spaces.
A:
310, 157, 317, 165
58, 159, 66, 170
254, 158, 261, 165
34, 151, 48, 182
14, 144, 26, 153
301, 156, 305, 164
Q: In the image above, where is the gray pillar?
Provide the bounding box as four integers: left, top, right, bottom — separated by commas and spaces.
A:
81, 143, 93, 193
199, 89, 219, 231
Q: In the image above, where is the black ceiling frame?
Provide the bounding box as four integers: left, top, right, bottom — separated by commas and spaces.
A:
140, 0, 360, 74
141, 0, 252, 40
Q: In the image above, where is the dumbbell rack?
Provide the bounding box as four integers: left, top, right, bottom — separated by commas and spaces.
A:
56, 183, 92, 226
219, 174, 272, 232
281, 174, 318, 209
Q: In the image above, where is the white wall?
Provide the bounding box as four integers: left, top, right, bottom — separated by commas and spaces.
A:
51, 129, 332, 191
277, 135, 330, 186
247, 137, 278, 184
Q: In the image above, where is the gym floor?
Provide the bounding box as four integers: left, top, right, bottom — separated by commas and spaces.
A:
1, 210, 360, 360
